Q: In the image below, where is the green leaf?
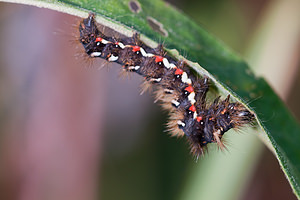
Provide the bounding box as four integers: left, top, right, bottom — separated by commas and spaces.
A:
1, 0, 300, 198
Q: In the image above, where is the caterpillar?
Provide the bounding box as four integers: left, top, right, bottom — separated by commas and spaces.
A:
78, 13, 255, 157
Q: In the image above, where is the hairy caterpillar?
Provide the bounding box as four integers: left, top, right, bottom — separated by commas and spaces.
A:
78, 13, 254, 157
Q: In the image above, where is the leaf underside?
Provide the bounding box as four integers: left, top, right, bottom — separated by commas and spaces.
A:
1, 0, 300, 198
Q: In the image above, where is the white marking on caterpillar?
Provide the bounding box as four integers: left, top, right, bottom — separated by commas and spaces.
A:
163, 58, 171, 69
169, 63, 176, 69
164, 89, 173, 94
193, 111, 197, 119
177, 120, 185, 127
139, 47, 148, 57
101, 39, 109, 44
171, 99, 180, 107
181, 72, 192, 84
146, 53, 154, 57
128, 66, 140, 70
150, 78, 162, 83
118, 42, 125, 49
108, 54, 118, 62
90, 52, 101, 57
188, 92, 196, 104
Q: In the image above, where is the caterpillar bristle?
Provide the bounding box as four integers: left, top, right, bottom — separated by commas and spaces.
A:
213, 130, 226, 150
78, 13, 255, 157
140, 79, 153, 95
118, 66, 132, 79
166, 111, 185, 137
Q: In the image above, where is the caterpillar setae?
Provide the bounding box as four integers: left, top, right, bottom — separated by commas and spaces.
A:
78, 13, 255, 158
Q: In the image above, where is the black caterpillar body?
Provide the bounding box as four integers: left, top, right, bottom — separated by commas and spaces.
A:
79, 13, 255, 157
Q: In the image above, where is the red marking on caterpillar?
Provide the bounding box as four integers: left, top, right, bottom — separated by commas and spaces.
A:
196, 116, 202, 122
131, 46, 140, 52
185, 85, 194, 93
155, 55, 164, 63
174, 68, 183, 75
95, 37, 102, 42
78, 13, 255, 158
189, 105, 196, 112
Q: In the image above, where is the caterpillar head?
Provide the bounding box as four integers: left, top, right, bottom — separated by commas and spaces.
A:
79, 13, 99, 51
